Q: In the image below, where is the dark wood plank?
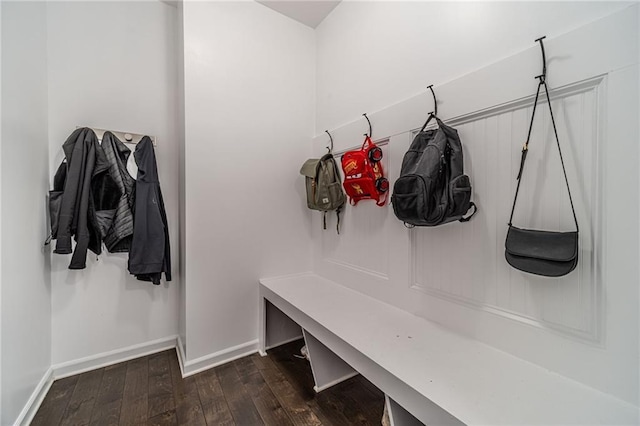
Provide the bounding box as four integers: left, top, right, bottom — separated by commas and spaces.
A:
89, 362, 127, 426
148, 351, 175, 419
250, 352, 279, 371
268, 343, 316, 399
312, 391, 353, 426
357, 374, 383, 398
269, 339, 378, 426
323, 380, 374, 425
349, 376, 385, 425
240, 372, 294, 425
194, 368, 235, 426
251, 352, 276, 371
147, 409, 177, 426
119, 357, 149, 425
256, 358, 322, 426
216, 363, 264, 425
168, 350, 206, 426
233, 355, 260, 378
60, 368, 104, 426
173, 376, 205, 426
269, 343, 349, 426
32, 376, 79, 426
233, 358, 293, 426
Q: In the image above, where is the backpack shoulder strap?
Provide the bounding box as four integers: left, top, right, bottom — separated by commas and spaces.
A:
459, 202, 477, 222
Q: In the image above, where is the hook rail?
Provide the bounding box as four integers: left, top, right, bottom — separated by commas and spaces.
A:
79, 126, 157, 146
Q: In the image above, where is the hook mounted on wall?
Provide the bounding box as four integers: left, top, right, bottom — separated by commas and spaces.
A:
363, 113, 372, 138
534, 36, 547, 81
428, 84, 438, 117
420, 85, 439, 132
325, 130, 334, 153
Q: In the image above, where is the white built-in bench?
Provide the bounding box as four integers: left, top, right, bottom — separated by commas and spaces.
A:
259, 273, 638, 425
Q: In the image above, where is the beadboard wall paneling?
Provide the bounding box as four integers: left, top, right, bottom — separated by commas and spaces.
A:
411, 77, 603, 342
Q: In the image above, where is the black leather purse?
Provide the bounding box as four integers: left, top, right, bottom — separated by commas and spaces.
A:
505, 37, 579, 277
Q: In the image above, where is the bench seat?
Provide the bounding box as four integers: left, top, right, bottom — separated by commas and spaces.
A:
259, 272, 638, 425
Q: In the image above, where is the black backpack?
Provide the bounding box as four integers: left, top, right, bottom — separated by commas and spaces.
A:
392, 116, 477, 226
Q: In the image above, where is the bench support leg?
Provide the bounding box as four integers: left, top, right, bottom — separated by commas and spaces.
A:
303, 329, 359, 393
260, 298, 303, 356
385, 395, 424, 426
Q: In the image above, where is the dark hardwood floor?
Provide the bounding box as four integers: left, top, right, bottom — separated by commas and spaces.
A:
32, 339, 385, 425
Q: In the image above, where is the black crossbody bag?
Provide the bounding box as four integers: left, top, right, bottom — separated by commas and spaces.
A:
505, 37, 579, 277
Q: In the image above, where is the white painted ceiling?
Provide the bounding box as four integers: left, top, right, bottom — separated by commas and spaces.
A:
256, 0, 341, 28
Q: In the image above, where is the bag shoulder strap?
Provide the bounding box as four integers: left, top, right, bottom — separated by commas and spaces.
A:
508, 76, 579, 232
361, 135, 374, 150
420, 113, 436, 133
329, 155, 342, 184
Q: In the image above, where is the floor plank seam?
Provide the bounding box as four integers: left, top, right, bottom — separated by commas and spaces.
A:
85, 368, 105, 425
260, 353, 315, 425
252, 354, 297, 426
193, 371, 209, 426
235, 357, 290, 426
59, 377, 79, 426
113, 365, 126, 426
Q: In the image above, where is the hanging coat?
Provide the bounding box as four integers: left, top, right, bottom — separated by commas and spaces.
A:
53, 128, 109, 269
93, 131, 135, 253
128, 136, 172, 285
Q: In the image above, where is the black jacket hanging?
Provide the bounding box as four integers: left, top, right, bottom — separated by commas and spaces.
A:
128, 137, 172, 285
53, 127, 108, 269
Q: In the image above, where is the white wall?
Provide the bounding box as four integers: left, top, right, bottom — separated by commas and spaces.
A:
182, 1, 314, 363
47, 1, 180, 365
1, 1, 3, 418
1, 2, 51, 424
177, 0, 187, 359
316, 1, 632, 132
312, 2, 639, 406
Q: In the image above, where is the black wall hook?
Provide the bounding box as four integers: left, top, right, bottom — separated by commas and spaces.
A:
535, 36, 547, 81
420, 85, 438, 132
363, 113, 372, 138
325, 130, 334, 153
427, 84, 438, 116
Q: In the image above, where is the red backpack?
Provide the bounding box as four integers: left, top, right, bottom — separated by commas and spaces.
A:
341, 136, 389, 206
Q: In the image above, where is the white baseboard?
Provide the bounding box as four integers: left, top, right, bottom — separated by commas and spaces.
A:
51, 335, 179, 380
14, 367, 54, 426
181, 339, 259, 377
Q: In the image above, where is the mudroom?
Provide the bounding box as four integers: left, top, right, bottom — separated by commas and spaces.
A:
1, 1, 638, 425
